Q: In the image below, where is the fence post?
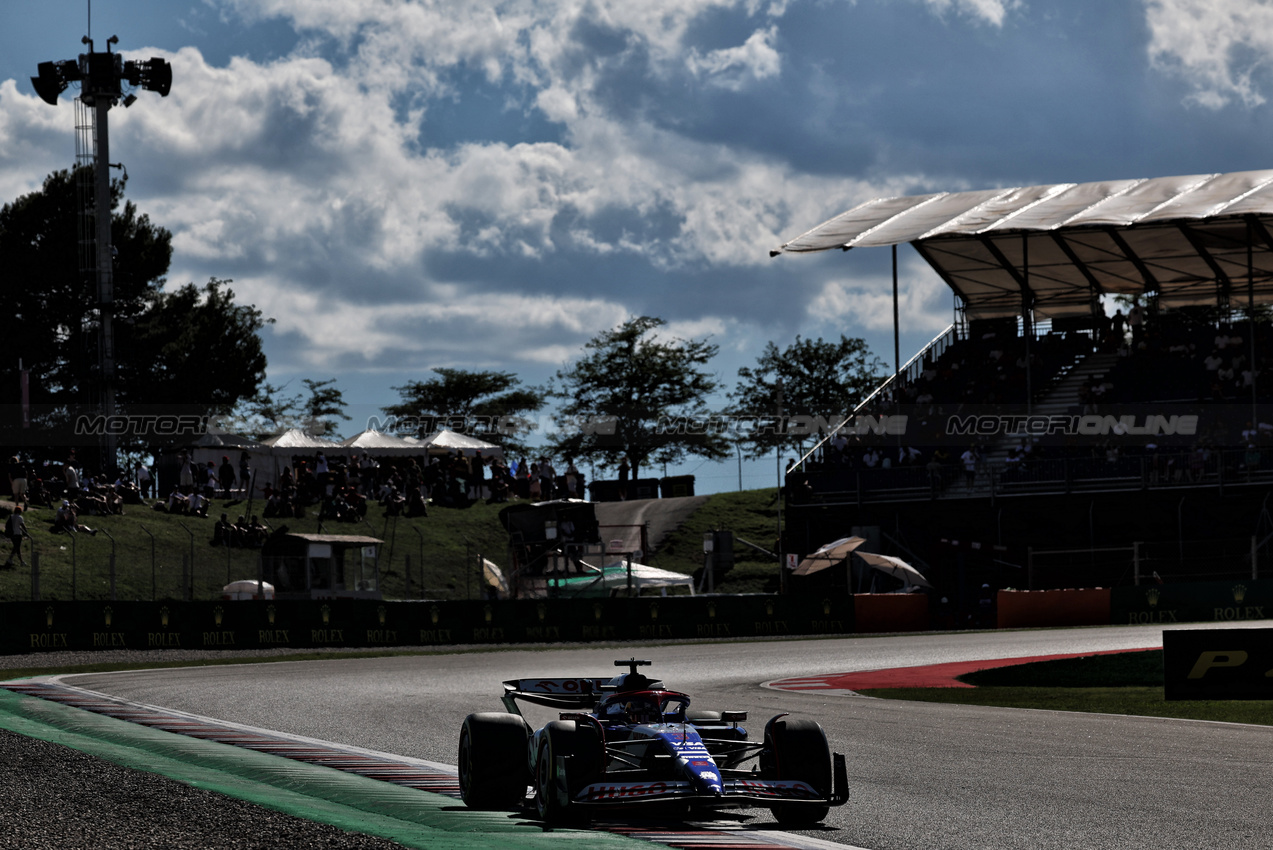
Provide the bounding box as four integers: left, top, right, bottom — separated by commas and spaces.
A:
182, 554, 189, 602
1252, 535, 1258, 581
1133, 541, 1140, 586
109, 552, 116, 601
30, 550, 39, 602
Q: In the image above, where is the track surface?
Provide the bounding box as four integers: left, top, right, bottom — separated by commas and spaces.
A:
67, 623, 1273, 850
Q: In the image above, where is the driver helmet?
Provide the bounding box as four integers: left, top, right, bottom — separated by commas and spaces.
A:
625, 696, 660, 724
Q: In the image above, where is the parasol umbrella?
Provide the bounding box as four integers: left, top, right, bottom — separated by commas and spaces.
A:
792, 536, 866, 576
854, 551, 934, 589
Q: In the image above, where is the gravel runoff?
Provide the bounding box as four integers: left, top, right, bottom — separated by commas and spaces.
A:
0, 648, 436, 850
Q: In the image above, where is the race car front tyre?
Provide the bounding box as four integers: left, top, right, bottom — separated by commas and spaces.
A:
534, 720, 600, 824
763, 717, 833, 825
458, 712, 532, 810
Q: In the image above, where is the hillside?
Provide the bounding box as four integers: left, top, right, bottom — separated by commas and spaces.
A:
0, 489, 781, 602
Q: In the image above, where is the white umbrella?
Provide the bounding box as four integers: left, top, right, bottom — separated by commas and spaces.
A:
792, 536, 867, 576
854, 551, 934, 589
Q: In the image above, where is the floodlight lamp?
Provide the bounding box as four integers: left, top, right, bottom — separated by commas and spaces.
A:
143, 58, 172, 97
31, 60, 78, 106
126, 58, 172, 97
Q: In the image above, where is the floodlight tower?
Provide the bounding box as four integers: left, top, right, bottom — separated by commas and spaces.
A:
31, 36, 172, 470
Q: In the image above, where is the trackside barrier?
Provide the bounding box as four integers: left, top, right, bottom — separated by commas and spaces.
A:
1111, 579, 1273, 626
996, 588, 1112, 629
852, 593, 929, 633
0, 595, 854, 655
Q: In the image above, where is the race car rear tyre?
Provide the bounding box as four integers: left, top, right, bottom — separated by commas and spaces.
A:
458, 712, 532, 810
534, 720, 600, 824
763, 717, 832, 826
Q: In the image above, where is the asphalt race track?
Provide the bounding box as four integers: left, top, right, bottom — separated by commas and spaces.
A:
62, 623, 1273, 850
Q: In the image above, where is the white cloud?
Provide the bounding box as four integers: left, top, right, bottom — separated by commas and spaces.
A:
686, 26, 782, 90
1146, 0, 1273, 108
805, 255, 952, 336
920, 0, 1020, 27
3, 0, 1037, 414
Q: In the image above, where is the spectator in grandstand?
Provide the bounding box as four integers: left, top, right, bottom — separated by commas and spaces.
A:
1217, 359, 1236, 390
4, 506, 31, 568
239, 451, 252, 496
1110, 309, 1126, 343
539, 457, 557, 500
1188, 445, 1208, 482
219, 456, 236, 499
245, 516, 268, 547
198, 461, 217, 499
926, 454, 945, 498
960, 445, 980, 489
135, 460, 153, 499
187, 488, 209, 518
178, 450, 195, 491
162, 486, 189, 514
1127, 302, 1144, 345
53, 500, 95, 535
7, 456, 29, 508
212, 513, 235, 546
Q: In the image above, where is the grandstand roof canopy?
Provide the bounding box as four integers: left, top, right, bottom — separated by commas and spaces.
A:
772, 169, 1273, 320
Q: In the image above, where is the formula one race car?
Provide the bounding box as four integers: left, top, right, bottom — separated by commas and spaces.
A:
457, 659, 849, 824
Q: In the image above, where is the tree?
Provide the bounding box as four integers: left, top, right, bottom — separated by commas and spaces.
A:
226, 378, 349, 440
383, 368, 544, 455
730, 335, 884, 460
117, 278, 270, 413
3, 169, 171, 414
231, 381, 305, 439
549, 316, 728, 478
301, 378, 350, 437
0, 169, 270, 459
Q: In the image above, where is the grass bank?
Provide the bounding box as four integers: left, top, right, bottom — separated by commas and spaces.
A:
1, 489, 782, 602
869, 651, 1273, 726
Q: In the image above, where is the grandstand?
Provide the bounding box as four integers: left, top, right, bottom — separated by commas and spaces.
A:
772, 170, 1273, 613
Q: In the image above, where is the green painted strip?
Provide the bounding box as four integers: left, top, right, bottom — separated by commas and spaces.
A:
0, 688, 640, 850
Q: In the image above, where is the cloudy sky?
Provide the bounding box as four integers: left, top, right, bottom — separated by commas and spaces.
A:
4, 0, 1273, 490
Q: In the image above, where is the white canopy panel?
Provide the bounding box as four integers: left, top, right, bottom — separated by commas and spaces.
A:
774, 169, 1273, 319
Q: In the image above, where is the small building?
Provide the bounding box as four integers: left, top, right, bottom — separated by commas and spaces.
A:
261, 532, 383, 599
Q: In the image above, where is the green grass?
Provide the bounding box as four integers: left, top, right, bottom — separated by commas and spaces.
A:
653, 489, 783, 593
0, 497, 510, 602
869, 650, 1273, 726
1, 489, 783, 602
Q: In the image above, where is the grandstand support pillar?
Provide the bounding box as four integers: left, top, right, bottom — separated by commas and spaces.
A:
1022, 234, 1033, 414
892, 244, 900, 379
1247, 219, 1257, 431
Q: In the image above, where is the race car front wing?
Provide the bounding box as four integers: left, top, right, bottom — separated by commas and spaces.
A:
560, 753, 850, 809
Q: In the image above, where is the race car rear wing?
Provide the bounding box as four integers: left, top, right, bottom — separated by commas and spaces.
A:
502, 661, 668, 714
502, 678, 604, 713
